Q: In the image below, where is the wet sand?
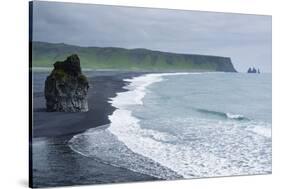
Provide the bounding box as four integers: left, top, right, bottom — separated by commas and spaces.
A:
31, 72, 159, 188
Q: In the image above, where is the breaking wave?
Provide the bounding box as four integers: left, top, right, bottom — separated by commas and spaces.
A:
69, 72, 272, 179
196, 108, 249, 121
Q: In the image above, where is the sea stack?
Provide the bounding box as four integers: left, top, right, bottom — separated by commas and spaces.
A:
247, 67, 260, 74
44, 54, 89, 112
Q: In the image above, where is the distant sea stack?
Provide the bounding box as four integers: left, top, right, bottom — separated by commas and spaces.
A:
33, 41, 237, 72
247, 67, 260, 74
44, 54, 89, 112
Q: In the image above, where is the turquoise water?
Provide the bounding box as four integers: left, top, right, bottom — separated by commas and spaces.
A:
137, 73, 271, 134
70, 72, 272, 179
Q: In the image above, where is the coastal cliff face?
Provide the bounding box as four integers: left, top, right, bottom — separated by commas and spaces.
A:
44, 54, 89, 112
33, 42, 237, 72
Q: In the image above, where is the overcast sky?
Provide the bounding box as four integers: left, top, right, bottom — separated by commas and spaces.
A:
32, 1, 272, 72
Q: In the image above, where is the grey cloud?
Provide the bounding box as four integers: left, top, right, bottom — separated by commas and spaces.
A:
32, 1, 272, 72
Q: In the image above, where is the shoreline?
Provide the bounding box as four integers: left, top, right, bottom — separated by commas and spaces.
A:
31, 71, 272, 187
31, 71, 160, 187
32, 72, 144, 138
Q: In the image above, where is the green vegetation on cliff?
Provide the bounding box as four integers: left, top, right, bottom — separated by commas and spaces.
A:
32, 41, 237, 72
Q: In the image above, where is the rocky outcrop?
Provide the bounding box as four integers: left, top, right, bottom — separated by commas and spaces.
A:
247, 67, 260, 74
44, 54, 89, 112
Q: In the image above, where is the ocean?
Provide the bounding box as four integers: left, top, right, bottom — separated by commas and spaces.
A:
69, 72, 272, 179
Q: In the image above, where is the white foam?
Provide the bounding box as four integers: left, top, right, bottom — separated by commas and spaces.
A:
249, 126, 271, 138
69, 123, 182, 179
109, 113, 272, 178
107, 72, 272, 178
245, 121, 272, 138
226, 113, 245, 119
109, 73, 198, 107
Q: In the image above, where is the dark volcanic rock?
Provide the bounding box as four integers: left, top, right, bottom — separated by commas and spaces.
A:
247, 67, 252, 73
247, 67, 260, 74
44, 54, 89, 112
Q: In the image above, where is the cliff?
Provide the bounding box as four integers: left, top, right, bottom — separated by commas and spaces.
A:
33, 41, 237, 72
44, 54, 89, 112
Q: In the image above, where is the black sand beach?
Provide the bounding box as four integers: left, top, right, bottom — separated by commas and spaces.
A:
31, 71, 159, 188
33, 72, 133, 138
